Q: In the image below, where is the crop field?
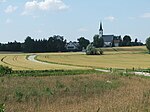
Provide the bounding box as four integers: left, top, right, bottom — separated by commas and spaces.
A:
0, 46, 148, 71
1, 46, 150, 112
37, 46, 150, 69
0, 54, 89, 70
101, 46, 146, 52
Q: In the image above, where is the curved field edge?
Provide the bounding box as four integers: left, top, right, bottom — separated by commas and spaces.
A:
28, 54, 90, 70
0, 54, 90, 70
0, 55, 28, 70
2, 55, 32, 70
35, 55, 94, 69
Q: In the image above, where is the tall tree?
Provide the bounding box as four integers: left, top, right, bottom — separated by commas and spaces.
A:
93, 35, 100, 48
99, 37, 104, 47
77, 37, 90, 50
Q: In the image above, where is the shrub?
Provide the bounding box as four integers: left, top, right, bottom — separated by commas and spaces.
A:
146, 37, 150, 53
96, 48, 103, 55
86, 44, 103, 55
0, 103, 5, 112
0, 65, 12, 77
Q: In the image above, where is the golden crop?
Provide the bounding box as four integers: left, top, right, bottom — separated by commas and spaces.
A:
37, 46, 150, 69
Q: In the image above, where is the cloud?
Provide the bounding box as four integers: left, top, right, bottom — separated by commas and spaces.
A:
141, 13, 150, 18
22, 0, 69, 15
4, 5, 18, 13
104, 16, 116, 22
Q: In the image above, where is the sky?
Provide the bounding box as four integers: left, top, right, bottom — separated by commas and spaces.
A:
0, 0, 150, 43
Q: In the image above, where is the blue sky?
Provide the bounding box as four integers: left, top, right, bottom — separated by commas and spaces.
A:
0, 0, 150, 43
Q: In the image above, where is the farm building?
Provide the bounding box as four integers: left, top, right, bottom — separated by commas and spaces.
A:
99, 22, 121, 47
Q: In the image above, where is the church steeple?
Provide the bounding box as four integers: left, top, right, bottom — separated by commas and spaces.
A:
99, 22, 103, 31
99, 22, 103, 38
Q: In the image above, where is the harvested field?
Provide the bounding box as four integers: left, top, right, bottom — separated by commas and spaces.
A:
0, 46, 148, 70
37, 46, 150, 69
0, 54, 89, 70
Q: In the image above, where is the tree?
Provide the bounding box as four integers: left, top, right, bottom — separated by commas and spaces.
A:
146, 37, 150, 53
122, 35, 132, 46
93, 35, 104, 48
86, 44, 103, 55
123, 35, 131, 43
47, 35, 66, 52
77, 37, 90, 50
99, 37, 104, 47
23, 36, 34, 53
93, 35, 100, 48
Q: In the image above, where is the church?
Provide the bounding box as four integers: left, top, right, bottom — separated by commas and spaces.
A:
99, 22, 121, 47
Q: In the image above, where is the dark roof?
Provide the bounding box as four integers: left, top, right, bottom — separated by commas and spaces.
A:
102, 35, 114, 42
66, 41, 79, 47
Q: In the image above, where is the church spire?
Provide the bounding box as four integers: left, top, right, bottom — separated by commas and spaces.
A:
99, 22, 103, 38
99, 22, 103, 31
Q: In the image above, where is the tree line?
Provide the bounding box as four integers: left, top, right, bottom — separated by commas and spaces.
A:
0, 35, 90, 53
0, 34, 143, 53
0, 35, 67, 53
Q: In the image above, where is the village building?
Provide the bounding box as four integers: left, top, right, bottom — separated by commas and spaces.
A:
66, 41, 80, 51
99, 22, 121, 47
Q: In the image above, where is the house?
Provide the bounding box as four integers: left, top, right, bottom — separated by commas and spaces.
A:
99, 22, 121, 47
66, 41, 80, 51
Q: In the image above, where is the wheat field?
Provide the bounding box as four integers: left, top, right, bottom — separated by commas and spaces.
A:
37, 46, 150, 69
0, 46, 149, 70
0, 54, 89, 70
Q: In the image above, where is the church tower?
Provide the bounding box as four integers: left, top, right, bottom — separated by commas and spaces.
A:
99, 22, 103, 38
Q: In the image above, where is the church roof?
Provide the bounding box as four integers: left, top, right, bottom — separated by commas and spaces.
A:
102, 35, 114, 42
